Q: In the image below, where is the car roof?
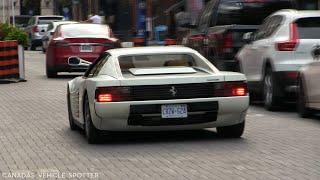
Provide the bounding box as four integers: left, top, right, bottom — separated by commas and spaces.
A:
107, 46, 198, 57
273, 9, 320, 19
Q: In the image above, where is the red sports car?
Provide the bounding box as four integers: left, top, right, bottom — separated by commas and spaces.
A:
46, 23, 119, 78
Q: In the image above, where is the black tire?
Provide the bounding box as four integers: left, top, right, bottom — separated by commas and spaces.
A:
46, 66, 57, 78
263, 68, 279, 111
30, 43, 36, 51
67, 88, 78, 130
217, 121, 245, 138
84, 95, 101, 144
297, 77, 311, 118
42, 46, 46, 53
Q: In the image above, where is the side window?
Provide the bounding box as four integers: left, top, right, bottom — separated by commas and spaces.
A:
263, 16, 283, 38
47, 23, 54, 31
254, 16, 282, 41
85, 53, 110, 78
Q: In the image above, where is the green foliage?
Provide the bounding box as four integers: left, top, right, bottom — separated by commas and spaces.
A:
0, 23, 29, 46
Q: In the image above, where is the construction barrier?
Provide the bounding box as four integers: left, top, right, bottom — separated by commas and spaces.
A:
0, 40, 25, 82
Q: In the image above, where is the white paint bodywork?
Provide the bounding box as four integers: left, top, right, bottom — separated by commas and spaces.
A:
300, 62, 320, 110
68, 46, 249, 131
237, 10, 320, 83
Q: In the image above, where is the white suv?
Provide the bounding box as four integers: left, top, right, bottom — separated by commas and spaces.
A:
236, 10, 320, 110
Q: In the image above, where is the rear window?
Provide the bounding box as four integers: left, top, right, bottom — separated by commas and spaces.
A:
216, 0, 295, 25
296, 17, 320, 39
38, 17, 63, 24
61, 24, 110, 38
118, 54, 196, 72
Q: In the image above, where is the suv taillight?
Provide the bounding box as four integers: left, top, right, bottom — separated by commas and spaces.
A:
276, 23, 299, 51
222, 33, 233, 53
32, 26, 39, 33
95, 87, 131, 102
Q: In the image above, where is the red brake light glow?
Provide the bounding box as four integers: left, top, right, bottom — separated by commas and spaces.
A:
97, 94, 113, 102
222, 82, 248, 97
232, 87, 246, 96
276, 23, 299, 51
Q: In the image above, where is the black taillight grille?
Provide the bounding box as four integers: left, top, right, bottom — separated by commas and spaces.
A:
95, 82, 247, 102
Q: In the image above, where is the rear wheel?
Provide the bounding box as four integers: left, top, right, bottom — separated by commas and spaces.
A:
297, 77, 311, 118
84, 95, 101, 144
30, 43, 36, 51
67, 88, 78, 130
217, 121, 245, 138
263, 68, 279, 111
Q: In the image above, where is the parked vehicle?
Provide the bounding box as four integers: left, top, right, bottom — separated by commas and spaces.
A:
183, 0, 296, 71
66, 46, 249, 144
46, 23, 119, 78
236, 10, 320, 110
25, 15, 64, 50
41, 21, 78, 53
298, 59, 320, 117
10, 15, 31, 30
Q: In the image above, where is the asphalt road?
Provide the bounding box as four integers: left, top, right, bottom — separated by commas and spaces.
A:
0, 51, 319, 179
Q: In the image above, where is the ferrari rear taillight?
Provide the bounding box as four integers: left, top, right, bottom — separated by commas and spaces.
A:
276, 23, 299, 51
214, 81, 248, 97
97, 94, 113, 102
95, 87, 131, 102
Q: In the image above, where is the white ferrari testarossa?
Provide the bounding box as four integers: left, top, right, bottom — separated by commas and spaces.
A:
67, 46, 249, 143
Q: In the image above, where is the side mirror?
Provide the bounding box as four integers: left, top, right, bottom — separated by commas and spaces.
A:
68, 57, 92, 67
243, 32, 253, 44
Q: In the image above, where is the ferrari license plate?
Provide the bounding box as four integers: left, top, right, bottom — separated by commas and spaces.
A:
161, 104, 188, 118
80, 45, 93, 52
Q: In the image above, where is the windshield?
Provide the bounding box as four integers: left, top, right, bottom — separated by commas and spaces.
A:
118, 54, 196, 73
296, 17, 320, 39
38, 17, 63, 24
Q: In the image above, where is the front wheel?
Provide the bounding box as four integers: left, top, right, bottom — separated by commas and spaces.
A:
297, 77, 311, 118
84, 95, 101, 144
216, 121, 245, 138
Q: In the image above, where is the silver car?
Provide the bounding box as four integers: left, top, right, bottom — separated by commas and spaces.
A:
25, 15, 64, 50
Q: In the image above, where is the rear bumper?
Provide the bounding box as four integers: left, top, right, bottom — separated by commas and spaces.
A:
92, 96, 249, 131
273, 71, 298, 100
50, 54, 99, 72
